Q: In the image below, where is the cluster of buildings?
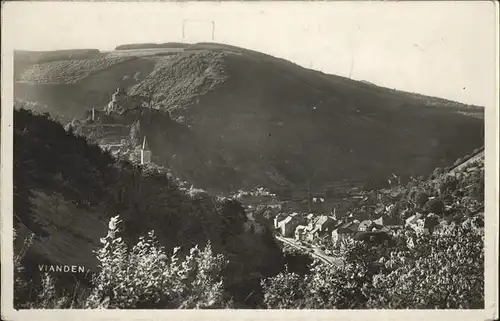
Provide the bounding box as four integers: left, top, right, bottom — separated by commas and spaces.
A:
272, 205, 457, 246
273, 211, 399, 246
271, 202, 471, 247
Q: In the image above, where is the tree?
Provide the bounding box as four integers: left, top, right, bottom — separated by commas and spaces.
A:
366, 219, 483, 309
130, 120, 141, 145
423, 198, 445, 215
439, 175, 459, 195
261, 269, 308, 309
414, 191, 430, 208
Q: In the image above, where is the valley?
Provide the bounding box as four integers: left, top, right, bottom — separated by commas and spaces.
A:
12, 43, 486, 310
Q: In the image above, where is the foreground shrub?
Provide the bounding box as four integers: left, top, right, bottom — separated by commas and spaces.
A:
85, 215, 232, 309
366, 219, 484, 309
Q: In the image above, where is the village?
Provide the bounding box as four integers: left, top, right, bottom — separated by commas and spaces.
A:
235, 185, 467, 255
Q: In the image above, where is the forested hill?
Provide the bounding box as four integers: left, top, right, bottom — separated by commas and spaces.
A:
15, 43, 484, 194
13, 107, 284, 306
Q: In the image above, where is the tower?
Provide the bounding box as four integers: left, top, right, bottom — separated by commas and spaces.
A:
91, 108, 95, 121
141, 136, 152, 165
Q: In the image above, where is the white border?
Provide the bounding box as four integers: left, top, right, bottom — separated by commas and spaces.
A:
1, 1, 498, 320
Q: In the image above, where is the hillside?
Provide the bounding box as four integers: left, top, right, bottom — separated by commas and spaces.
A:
14, 43, 484, 194
14, 49, 103, 79
13, 107, 285, 306
18, 57, 135, 84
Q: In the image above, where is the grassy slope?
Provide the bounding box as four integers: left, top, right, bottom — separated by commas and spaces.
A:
14, 107, 284, 304
14, 49, 102, 79
15, 56, 159, 120
14, 43, 484, 194
18, 57, 135, 84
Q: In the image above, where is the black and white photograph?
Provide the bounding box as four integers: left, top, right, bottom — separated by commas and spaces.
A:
1, 1, 498, 319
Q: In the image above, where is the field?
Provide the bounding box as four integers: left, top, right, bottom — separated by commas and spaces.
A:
18, 57, 136, 84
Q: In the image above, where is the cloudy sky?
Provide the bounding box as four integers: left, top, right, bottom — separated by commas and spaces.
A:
3, 1, 497, 108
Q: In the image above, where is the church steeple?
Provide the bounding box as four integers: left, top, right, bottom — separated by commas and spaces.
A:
142, 136, 149, 151
141, 136, 151, 165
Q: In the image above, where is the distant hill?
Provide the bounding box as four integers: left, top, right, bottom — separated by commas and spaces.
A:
115, 42, 191, 50
13, 107, 284, 305
14, 42, 484, 194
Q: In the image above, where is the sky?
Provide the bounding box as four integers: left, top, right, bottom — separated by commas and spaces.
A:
2, 1, 497, 108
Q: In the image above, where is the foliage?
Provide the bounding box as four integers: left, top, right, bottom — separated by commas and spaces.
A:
14, 217, 232, 309
261, 269, 309, 309
366, 220, 484, 309
423, 198, 445, 215
13, 229, 35, 307
262, 241, 374, 309
85, 216, 231, 309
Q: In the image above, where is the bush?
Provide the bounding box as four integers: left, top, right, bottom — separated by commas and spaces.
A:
85, 216, 232, 309
14, 217, 234, 309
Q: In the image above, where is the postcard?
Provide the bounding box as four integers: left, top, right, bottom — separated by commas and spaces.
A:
1, 1, 498, 320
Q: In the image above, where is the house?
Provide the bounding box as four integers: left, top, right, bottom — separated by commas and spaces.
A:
331, 221, 360, 246
405, 213, 423, 227
290, 212, 307, 225
356, 230, 392, 245
294, 225, 308, 241
314, 215, 337, 234
358, 220, 376, 232
374, 205, 385, 216
351, 211, 371, 222
373, 215, 403, 230
406, 213, 439, 233
278, 216, 299, 237
306, 226, 321, 243
273, 213, 287, 229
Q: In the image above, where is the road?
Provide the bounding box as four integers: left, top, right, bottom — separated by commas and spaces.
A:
449, 149, 484, 174
276, 236, 343, 267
